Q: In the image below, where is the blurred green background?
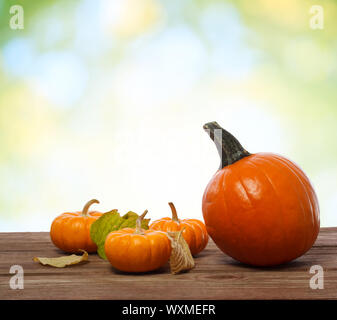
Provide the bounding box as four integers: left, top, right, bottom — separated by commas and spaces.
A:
0, 0, 336, 231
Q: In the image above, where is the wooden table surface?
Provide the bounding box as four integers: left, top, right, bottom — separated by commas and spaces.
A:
0, 228, 336, 300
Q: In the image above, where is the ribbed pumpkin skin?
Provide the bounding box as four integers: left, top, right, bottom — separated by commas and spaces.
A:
50, 211, 102, 253
202, 152, 320, 266
150, 218, 208, 256
105, 229, 171, 273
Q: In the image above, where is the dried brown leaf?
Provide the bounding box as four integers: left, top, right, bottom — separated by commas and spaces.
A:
167, 230, 195, 274
33, 250, 88, 268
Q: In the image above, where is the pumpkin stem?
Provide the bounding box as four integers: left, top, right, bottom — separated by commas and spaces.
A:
168, 202, 179, 223
203, 121, 251, 169
81, 199, 99, 216
134, 210, 148, 235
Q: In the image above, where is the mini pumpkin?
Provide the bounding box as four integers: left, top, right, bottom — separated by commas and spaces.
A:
202, 121, 320, 266
105, 210, 171, 273
150, 202, 209, 256
50, 199, 102, 253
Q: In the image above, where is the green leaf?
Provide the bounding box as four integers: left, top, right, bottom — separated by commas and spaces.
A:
90, 210, 150, 260
120, 211, 150, 229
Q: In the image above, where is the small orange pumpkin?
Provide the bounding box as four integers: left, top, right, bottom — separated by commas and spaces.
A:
105, 210, 171, 273
50, 199, 102, 253
150, 203, 209, 256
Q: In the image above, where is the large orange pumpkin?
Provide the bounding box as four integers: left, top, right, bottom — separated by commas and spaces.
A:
50, 199, 102, 253
202, 122, 320, 266
150, 202, 208, 256
105, 210, 171, 273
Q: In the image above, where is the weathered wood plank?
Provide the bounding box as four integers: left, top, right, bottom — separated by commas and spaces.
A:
0, 228, 336, 300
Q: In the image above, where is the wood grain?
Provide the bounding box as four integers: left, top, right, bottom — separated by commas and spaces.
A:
0, 228, 336, 300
